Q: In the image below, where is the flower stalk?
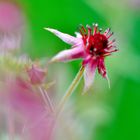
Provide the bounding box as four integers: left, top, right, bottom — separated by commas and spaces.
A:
38, 86, 54, 113
56, 66, 85, 116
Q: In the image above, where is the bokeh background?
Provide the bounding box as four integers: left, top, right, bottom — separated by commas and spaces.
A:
1, 0, 140, 140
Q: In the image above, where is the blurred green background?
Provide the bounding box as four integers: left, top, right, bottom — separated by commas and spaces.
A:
19, 0, 140, 140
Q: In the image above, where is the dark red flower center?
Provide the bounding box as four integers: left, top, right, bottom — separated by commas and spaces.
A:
86, 33, 108, 55
79, 24, 117, 57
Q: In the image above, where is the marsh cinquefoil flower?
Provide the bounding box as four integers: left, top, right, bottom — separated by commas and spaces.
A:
26, 64, 47, 85
45, 24, 117, 90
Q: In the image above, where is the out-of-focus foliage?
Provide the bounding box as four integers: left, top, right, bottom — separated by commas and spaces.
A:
1, 0, 140, 140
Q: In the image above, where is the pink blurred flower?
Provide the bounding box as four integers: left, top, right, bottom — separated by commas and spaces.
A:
0, 1, 24, 51
45, 24, 118, 90
7, 77, 55, 140
26, 64, 47, 85
0, 1, 22, 32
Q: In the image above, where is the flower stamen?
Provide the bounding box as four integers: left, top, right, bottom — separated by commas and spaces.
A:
93, 23, 98, 35
107, 32, 114, 39
104, 28, 111, 36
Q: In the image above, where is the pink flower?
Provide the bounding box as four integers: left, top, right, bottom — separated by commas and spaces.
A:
7, 78, 55, 140
0, 1, 23, 32
0, 1, 24, 51
26, 64, 47, 85
45, 24, 118, 90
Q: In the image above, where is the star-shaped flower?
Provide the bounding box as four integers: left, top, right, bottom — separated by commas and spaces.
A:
45, 24, 118, 90
26, 64, 47, 85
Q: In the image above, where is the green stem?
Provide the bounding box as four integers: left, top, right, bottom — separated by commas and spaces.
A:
56, 66, 84, 116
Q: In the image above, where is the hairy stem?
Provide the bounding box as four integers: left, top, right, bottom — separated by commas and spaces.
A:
38, 86, 54, 113
56, 66, 84, 116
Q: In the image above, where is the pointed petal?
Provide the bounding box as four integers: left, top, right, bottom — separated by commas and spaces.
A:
71, 42, 83, 48
51, 46, 85, 62
97, 57, 110, 88
97, 57, 107, 78
84, 58, 98, 91
45, 28, 82, 45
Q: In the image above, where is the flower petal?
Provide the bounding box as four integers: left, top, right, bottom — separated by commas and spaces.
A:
97, 57, 110, 88
97, 57, 107, 78
51, 47, 85, 62
75, 32, 82, 38
27, 64, 46, 85
84, 58, 98, 92
82, 55, 92, 66
45, 28, 82, 45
